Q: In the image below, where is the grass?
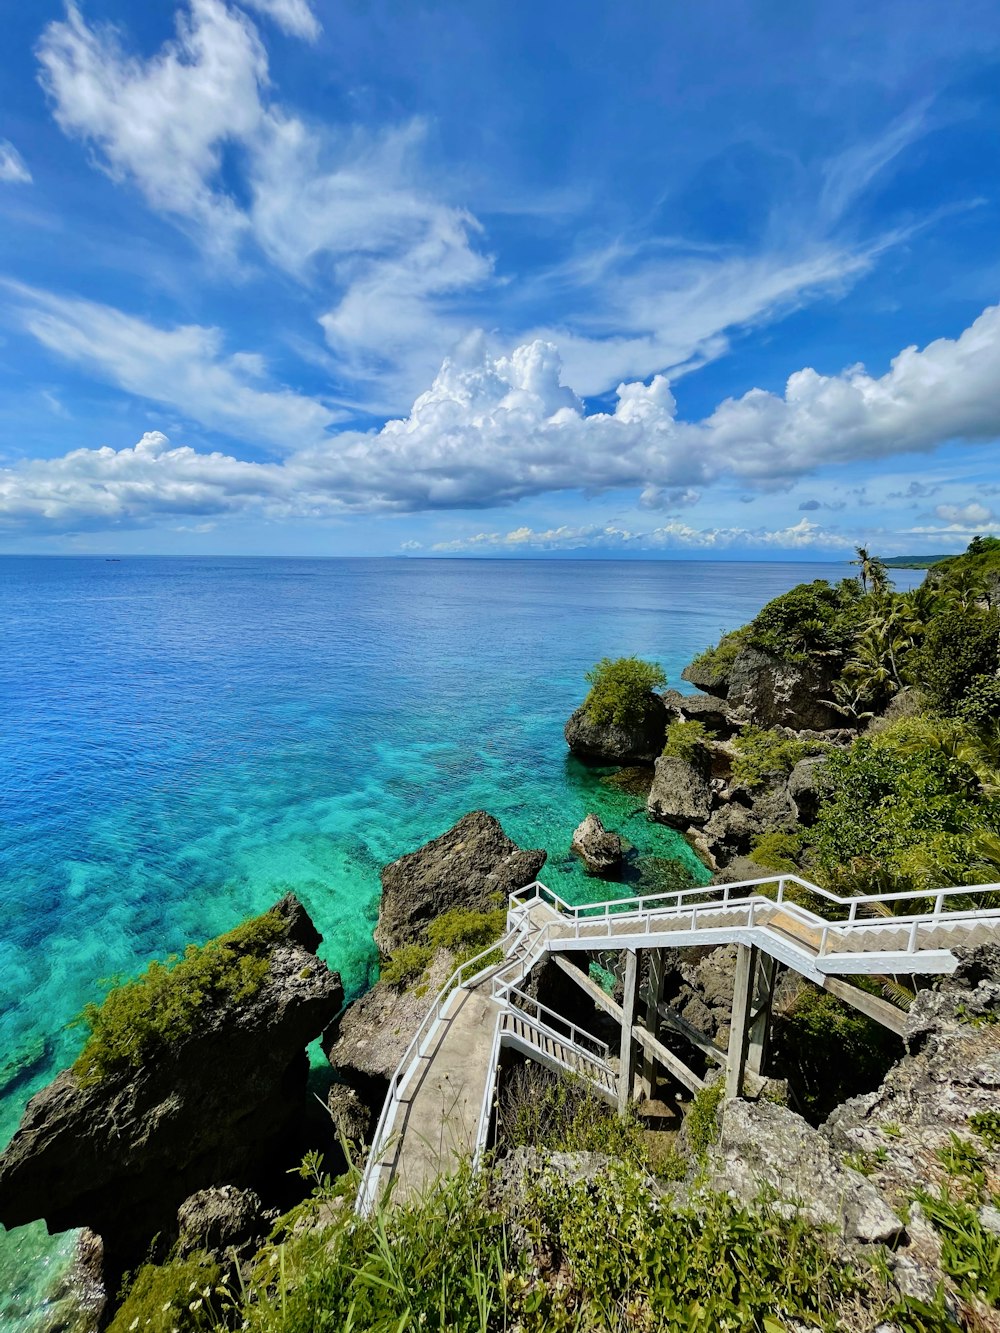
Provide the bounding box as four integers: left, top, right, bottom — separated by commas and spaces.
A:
72, 910, 286, 1087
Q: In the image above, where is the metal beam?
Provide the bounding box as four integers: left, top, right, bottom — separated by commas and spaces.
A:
747, 950, 777, 1077
657, 1000, 727, 1066
640, 949, 666, 1099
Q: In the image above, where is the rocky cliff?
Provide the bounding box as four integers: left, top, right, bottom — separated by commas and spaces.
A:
0, 894, 343, 1276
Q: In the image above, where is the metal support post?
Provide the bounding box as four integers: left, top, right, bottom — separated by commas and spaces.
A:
639, 949, 666, 1100
747, 950, 776, 1078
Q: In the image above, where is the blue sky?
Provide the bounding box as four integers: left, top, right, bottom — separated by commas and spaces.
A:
1, 0, 999, 557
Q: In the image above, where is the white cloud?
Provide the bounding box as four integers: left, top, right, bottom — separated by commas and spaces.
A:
934, 501, 994, 524
10, 284, 337, 448
239, 0, 320, 41
8, 303, 1000, 532
0, 139, 32, 184
35, 0, 932, 412
429, 517, 853, 554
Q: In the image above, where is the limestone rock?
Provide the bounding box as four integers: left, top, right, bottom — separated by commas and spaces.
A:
176, 1185, 264, 1260
375, 811, 545, 955
0, 895, 342, 1271
661, 688, 734, 736
681, 656, 733, 698
647, 754, 713, 828
325, 1082, 373, 1144
570, 813, 624, 877
727, 647, 841, 731
703, 801, 761, 859
786, 756, 827, 825
713, 1099, 903, 1245
564, 693, 668, 766
323, 947, 456, 1113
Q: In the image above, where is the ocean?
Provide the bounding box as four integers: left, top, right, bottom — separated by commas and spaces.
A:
0, 556, 924, 1326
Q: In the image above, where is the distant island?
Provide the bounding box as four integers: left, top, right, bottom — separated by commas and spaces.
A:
880, 553, 954, 568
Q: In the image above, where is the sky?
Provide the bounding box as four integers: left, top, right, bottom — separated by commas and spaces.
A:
0, 0, 999, 558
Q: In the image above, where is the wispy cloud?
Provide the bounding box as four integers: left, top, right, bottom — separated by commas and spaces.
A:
429, 517, 854, 554
239, 0, 320, 42
0, 139, 32, 184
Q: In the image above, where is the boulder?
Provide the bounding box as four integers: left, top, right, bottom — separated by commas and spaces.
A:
682, 657, 732, 698
0, 895, 342, 1272
712, 856, 776, 887
375, 811, 546, 956
564, 693, 668, 765
647, 754, 713, 828
570, 813, 624, 877
702, 802, 761, 860
661, 688, 734, 735
727, 646, 842, 731
325, 1082, 373, 1145
787, 756, 826, 825
176, 1185, 264, 1260
713, 1099, 903, 1246
323, 948, 456, 1114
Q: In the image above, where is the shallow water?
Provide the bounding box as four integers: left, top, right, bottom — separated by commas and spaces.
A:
0, 556, 922, 1326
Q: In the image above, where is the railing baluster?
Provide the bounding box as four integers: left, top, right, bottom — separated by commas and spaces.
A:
908, 917, 920, 953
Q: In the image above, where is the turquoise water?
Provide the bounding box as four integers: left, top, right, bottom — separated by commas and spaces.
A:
0, 556, 922, 1325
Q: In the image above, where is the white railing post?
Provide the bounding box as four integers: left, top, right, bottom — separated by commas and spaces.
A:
848, 900, 858, 924
908, 917, 920, 954
819, 926, 829, 956
776, 877, 785, 905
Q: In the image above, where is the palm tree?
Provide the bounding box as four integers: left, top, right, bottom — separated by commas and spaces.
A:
851, 546, 891, 595
851, 546, 874, 592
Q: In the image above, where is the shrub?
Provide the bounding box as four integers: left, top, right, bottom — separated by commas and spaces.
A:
426, 905, 506, 959
746, 579, 863, 662
687, 628, 747, 681
72, 910, 285, 1087
731, 727, 823, 789
662, 718, 710, 760
379, 942, 432, 988
109, 1251, 222, 1333
685, 1080, 724, 1153
771, 984, 902, 1121
582, 656, 666, 728
915, 605, 1000, 715
750, 829, 805, 872
809, 717, 993, 890
497, 1065, 650, 1167
957, 673, 1000, 735
914, 1186, 1000, 1307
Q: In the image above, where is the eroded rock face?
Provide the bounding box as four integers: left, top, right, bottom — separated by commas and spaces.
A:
375, 811, 546, 956
647, 754, 713, 828
564, 693, 668, 766
786, 756, 826, 825
823, 944, 1000, 1211
727, 647, 841, 731
570, 813, 624, 877
0, 895, 342, 1270
681, 657, 732, 697
176, 1185, 264, 1261
661, 688, 734, 737
713, 1099, 903, 1245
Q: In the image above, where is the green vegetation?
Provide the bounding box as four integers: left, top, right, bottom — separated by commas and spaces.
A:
686, 627, 747, 681
662, 718, 710, 760
969, 1110, 1000, 1152
685, 1080, 724, 1154
380, 905, 507, 989
772, 985, 902, 1121
583, 655, 667, 728
746, 578, 863, 662
72, 910, 286, 1087
109, 1251, 222, 1333
731, 727, 826, 790
915, 1187, 1000, 1309
750, 829, 805, 872
916, 606, 1000, 717
380, 941, 433, 988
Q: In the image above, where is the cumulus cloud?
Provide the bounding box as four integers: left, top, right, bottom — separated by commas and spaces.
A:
239, 0, 320, 41
934, 501, 994, 524
10, 283, 337, 448
7, 303, 1000, 531
0, 139, 32, 184
429, 517, 853, 554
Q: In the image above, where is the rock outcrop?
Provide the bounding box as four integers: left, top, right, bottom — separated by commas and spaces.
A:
0, 894, 342, 1272
726, 647, 841, 731
570, 813, 624, 877
712, 1099, 903, 1245
681, 656, 733, 697
564, 693, 668, 765
661, 688, 734, 737
647, 754, 713, 829
176, 1185, 265, 1261
375, 811, 546, 956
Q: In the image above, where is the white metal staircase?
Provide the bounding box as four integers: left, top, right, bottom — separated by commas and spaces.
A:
356, 872, 1000, 1214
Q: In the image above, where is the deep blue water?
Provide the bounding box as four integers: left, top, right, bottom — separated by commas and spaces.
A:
0, 556, 923, 1325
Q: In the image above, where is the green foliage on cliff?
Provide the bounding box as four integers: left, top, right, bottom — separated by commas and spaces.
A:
731, 727, 825, 790
685, 1080, 725, 1153
687, 627, 747, 679
583, 656, 666, 727
108, 1250, 222, 1333
662, 719, 709, 760
809, 717, 996, 892
746, 578, 863, 662
772, 984, 902, 1121
72, 910, 285, 1087
380, 905, 507, 989
915, 605, 1000, 717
